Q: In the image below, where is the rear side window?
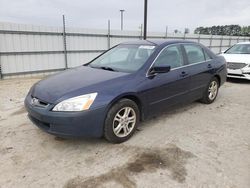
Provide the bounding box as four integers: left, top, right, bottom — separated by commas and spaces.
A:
154, 45, 184, 69
184, 44, 205, 64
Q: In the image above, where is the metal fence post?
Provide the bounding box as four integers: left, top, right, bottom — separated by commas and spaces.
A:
198, 33, 201, 43
107, 20, 111, 49
237, 36, 240, 43
165, 26, 168, 39
140, 24, 143, 40
229, 36, 232, 47
62, 15, 68, 69
209, 35, 213, 49
0, 34, 2, 79
219, 36, 223, 53
0, 56, 2, 79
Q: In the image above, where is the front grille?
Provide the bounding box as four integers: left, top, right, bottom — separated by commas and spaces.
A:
30, 96, 49, 108
227, 62, 247, 70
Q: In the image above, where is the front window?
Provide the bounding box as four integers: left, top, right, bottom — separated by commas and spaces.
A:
225, 44, 250, 54
183, 44, 206, 64
89, 44, 156, 73
154, 45, 184, 69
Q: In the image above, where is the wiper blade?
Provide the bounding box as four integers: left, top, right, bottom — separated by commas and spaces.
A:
99, 66, 117, 71
89, 65, 117, 72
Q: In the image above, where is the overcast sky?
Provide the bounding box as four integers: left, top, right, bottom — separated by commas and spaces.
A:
0, 0, 249, 32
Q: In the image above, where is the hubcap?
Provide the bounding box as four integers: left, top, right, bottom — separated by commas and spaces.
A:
208, 81, 218, 100
113, 107, 136, 138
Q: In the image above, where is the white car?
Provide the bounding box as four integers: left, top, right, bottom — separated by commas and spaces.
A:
221, 42, 250, 80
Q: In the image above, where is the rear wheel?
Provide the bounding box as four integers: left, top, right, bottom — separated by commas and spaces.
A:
200, 77, 219, 104
104, 99, 139, 143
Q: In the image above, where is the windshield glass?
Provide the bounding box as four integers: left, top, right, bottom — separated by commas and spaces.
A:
89, 44, 156, 73
225, 44, 250, 54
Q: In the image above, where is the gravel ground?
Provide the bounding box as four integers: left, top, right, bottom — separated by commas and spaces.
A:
0, 77, 249, 188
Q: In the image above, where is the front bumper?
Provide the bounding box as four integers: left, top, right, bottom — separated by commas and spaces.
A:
25, 94, 107, 138
227, 68, 250, 80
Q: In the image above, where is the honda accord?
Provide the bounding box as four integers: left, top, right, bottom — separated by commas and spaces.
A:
25, 40, 227, 143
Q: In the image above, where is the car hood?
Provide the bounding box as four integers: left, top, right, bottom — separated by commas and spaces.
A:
221, 53, 250, 64
31, 66, 129, 103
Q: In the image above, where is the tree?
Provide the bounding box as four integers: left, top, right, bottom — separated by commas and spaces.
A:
174, 29, 179, 34
194, 25, 250, 36
241, 26, 250, 36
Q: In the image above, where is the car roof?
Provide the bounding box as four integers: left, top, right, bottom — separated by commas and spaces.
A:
121, 39, 196, 46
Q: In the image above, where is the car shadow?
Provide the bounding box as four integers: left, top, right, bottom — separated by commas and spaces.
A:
53, 135, 107, 145
227, 78, 250, 84
51, 101, 204, 145
49, 102, 199, 146
51, 97, 223, 147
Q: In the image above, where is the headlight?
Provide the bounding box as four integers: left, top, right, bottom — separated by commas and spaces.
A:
52, 93, 97, 112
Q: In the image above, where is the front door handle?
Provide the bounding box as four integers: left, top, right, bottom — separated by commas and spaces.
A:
180, 71, 188, 77
207, 64, 212, 69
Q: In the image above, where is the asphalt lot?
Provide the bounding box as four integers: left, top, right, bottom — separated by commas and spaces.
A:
0, 77, 249, 188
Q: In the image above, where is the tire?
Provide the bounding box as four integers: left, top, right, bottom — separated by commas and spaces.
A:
200, 77, 219, 104
104, 99, 140, 143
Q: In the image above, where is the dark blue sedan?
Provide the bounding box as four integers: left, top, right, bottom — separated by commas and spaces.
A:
25, 40, 227, 143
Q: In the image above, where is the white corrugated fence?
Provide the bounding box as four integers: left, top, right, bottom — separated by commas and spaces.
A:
0, 22, 249, 78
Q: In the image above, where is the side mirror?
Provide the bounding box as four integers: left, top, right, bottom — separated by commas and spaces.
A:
149, 65, 171, 76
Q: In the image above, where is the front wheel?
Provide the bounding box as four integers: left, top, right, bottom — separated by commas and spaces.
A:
104, 99, 140, 143
200, 77, 219, 104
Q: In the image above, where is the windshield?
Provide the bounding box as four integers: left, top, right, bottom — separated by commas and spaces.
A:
225, 44, 250, 54
89, 44, 156, 73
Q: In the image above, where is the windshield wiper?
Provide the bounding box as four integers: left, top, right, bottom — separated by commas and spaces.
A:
100, 67, 115, 71
100, 66, 117, 71
90, 65, 117, 72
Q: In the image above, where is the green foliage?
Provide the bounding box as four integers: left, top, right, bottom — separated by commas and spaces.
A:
194, 25, 250, 36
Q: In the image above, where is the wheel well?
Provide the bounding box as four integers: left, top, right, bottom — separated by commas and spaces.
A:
111, 95, 143, 121
214, 75, 221, 86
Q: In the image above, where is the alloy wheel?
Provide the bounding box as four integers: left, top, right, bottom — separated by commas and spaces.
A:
208, 81, 218, 100
112, 107, 136, 138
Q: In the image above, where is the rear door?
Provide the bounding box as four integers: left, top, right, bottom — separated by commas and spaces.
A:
182, 44, 214, 100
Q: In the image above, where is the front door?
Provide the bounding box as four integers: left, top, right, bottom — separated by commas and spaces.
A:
139, 44, 191, 117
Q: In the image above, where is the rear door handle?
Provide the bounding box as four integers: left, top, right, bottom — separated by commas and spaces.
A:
180, 71, 188, 77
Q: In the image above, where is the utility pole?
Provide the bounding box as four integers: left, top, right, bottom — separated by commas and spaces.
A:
143, 0, 148, 40
120, 9, 125, 30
